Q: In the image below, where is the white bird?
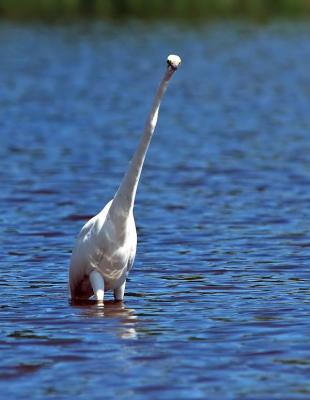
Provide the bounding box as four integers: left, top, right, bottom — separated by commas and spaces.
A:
69, 54, 181, 302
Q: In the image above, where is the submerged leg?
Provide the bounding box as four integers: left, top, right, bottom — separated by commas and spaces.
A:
89, 270, 105, 301
114, 281, 126, 301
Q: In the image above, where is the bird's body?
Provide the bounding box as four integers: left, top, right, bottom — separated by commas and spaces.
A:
69, 200, 136, 299
69, 55, 181, 301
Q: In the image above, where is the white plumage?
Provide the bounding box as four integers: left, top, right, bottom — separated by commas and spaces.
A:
69, 54, 181, 301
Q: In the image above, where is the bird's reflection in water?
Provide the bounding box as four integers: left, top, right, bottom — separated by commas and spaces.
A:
70, 299, 138, 339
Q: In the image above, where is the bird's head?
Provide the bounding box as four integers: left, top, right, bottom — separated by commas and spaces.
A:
167, 54, 181, 73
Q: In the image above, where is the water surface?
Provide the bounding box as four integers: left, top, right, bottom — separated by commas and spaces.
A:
0, 20, 310, 399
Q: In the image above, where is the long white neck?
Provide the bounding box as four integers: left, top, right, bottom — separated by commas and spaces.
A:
110, 67, 175, 217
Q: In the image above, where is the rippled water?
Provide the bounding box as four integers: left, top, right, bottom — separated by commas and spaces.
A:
0, 20, 310, 399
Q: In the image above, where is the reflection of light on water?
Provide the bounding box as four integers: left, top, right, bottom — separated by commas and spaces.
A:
102, 301, 138, 340
119, 326, 137, 340
70, 299, 138, 340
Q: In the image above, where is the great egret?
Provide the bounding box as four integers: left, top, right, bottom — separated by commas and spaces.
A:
69, 54, 181, 301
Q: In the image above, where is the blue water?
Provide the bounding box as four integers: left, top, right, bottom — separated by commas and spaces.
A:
0, 20, 309, 399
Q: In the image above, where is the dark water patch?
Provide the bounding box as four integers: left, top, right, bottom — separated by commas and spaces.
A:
0, 363, 49, 380
7, 330, 49, 339
23, 231, 66, 238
